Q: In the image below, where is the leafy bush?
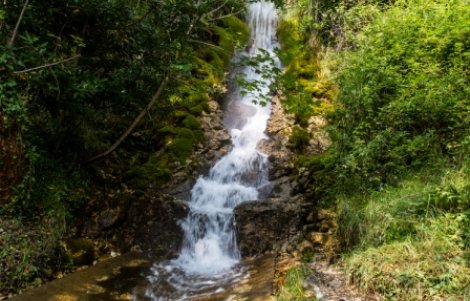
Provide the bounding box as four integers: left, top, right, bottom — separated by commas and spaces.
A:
291, 0, 470, 299
328, 0, 470, 192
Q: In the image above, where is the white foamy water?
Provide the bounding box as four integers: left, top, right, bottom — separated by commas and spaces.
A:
144, 2, 279, 300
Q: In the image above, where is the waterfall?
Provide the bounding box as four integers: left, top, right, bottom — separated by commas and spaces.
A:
144, 2, 279, 299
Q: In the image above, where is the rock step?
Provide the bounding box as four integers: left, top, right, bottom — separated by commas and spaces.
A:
10, 253, 275, 301
10, 252, 152, 301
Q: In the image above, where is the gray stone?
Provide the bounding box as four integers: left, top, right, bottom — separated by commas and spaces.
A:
234, 197, 313, 257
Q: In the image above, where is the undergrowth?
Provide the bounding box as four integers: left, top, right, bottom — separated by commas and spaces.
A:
280, 0, 470, 300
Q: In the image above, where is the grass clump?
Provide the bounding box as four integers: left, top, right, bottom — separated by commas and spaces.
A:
344, 213, 470, 300
336, 166, 470, 299
277, 266, 316, 301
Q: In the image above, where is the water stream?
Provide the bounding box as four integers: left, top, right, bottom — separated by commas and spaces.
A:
143, 2, 279, 300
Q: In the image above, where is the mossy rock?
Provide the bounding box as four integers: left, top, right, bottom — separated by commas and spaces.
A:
125, 153, 172, 190
288, 126, 311, 152
196, 48, 225, 75
63, 238, 95, 266
193, 130, 204, 142
277, 18, 303, 65
221, 16, 250, 50
176, 128, 196, 139
159, 125, 178, 135
190, 104, 205, 115
191, 56, 223, 86
182, 115, 201, 130
167, 137, 194, 162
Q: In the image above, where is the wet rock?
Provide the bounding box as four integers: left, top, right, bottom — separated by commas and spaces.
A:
62, 238, 96, 266
234, 197, 313, 257
299, 239, 314, 250
99, 207, 126, 230
258, 96, 297, 198
302, 256, 381, 301
84, 193, 188, 258
165, 99, 232, 200
117, 194, 189, 257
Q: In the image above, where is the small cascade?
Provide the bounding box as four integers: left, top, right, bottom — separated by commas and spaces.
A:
144, 2, 279, 300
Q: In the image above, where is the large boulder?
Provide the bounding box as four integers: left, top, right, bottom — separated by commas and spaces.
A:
83, 193, 189, 258
234, 196, 312, 257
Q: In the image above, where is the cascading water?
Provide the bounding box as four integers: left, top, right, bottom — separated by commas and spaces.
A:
144, 2, 279, 300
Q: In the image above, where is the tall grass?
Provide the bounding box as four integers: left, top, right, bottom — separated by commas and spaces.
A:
338, 166, 470, 300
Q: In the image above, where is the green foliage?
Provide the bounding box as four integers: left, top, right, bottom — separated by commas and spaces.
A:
327, 0, 470, 193
1, 0, 250, 295
287, 0, 470, 299
0, 217, 64, 296
125, 153, 171, 190
276, 14, 334, 122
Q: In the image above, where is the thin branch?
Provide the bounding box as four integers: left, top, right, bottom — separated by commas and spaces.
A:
207, 10, 244, 22
13, 54, 81, 74
206, 0, 230, 18
84, 73, 170, 163
7, 0, 29, 47
85, 4, 204, 163
188, 39, 226, 52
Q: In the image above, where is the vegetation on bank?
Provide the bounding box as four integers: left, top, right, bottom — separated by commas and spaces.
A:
1, 0, 469, 299
0, 0, 249, 296
278, 0, 470, 299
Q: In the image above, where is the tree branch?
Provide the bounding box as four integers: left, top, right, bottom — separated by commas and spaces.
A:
206, 0, 230, 18
188, 39, 226, 52
84, 73, 170, 163
13, 54, 81, 74
207, 10, 244, 22
7, 0, 29, 47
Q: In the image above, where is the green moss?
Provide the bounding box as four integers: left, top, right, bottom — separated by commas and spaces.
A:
167, 137, 194, 162
221, 16, 250, 49
277, 18, 303, 66
191, 56, 223, 86
193, 130, 204, 142
196, 47, 225, 71
125, 153, 171, 190
288, 126, 311, 152
212, 26, 235, 64
182, 115, 200, 130
211, 16, 249, 65
159, 125, 177, 135
190, 104, 205, 115
277, 16, 329, 119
